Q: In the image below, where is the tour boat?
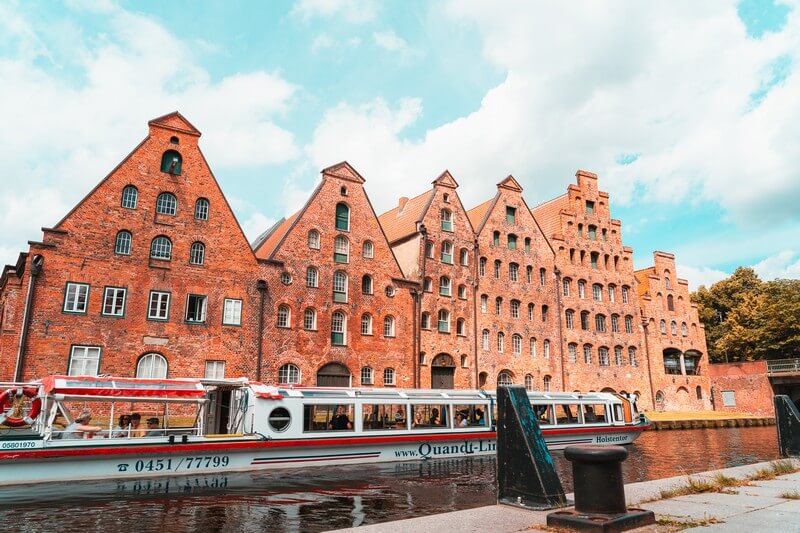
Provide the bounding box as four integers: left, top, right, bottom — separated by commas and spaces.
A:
0, 376, 650, 487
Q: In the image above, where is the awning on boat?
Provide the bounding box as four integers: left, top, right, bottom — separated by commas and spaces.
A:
249, 382, 283, 399
40, 376, 206, 399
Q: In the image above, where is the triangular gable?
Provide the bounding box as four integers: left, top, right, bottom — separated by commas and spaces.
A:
498, 175, 523, 192
148, 111, 201, 137
322, 161, 366, 184
432, 170, 459, 189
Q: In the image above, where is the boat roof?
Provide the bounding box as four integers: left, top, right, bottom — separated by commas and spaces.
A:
251, 386, 618, 402
41, 376, 206, 399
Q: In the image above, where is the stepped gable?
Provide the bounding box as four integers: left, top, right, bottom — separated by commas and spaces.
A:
378, 189, 434, 243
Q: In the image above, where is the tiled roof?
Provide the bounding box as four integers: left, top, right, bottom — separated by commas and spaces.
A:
253, 211, 300, 259
466, 198, 495, 233
635, 267, 655, 297
531, 194, 568, 239
378, 189, 434, 243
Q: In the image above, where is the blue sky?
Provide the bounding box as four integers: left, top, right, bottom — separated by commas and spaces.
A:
1, 0, 799, 289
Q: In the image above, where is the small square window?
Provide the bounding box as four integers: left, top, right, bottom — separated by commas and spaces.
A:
186, 294, 207, 323
64, 283, 90, 314
148, 291, 170, 320
204, 360, 226, 379
223, 299, 242, 326
102, 287, 126, 317
68, 345, 101, 376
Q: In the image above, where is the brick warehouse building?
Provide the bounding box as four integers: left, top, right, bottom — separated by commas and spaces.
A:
0, 113, 711, 411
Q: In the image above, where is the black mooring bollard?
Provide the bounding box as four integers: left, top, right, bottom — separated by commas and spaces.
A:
547, 445, 655, 532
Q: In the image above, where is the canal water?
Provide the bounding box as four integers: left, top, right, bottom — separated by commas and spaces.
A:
0, 426, 779, 532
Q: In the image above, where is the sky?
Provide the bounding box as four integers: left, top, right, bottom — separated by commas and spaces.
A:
1, 0, 799, 290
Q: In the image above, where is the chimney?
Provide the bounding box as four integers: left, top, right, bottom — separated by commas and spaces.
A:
398, 197, 409, 211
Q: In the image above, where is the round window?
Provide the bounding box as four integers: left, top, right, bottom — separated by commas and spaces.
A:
268, 407, 291, 432
280, 272, 292, 285
384, 285, 395, 297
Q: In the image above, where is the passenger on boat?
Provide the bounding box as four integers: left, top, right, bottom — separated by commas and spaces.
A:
129, 413, 145, 437
329, 406, 352, 430
455, 413, 468, 427
394, 408, 404, 424
113, 415, 131, 438
584, 406, 598, 422
429, 408, 441, 426
146, 417, 165, 436
61, 410, 102, 439
473, 408, 485, 426
413, 411, 424, 427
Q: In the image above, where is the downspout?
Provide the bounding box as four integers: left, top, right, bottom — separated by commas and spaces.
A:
417, 225, 428, 389
256, 280, 268, 382
553, 267, 566, 392
410, 289, 418, 390
641, 312, 657, 409
472, 238, 480, 388
14, 254, 44, 381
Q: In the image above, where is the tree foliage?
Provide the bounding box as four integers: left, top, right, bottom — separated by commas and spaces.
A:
691, 268, 800, 362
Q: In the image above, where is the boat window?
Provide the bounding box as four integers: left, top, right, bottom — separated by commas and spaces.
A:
268, 407, 291, 432
613, 404, 624, 422
303, 404, 355, 432
554, 404, 580, 425
453, 404, 487, 427
363, 403, 407, 430
532, 404, 553, 425
410, 404, 449, 428
583, 404, 607, 423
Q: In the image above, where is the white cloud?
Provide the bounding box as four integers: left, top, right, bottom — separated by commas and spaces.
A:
372, 30, 413, 59
677, 264, 729, 291
291, 0, 377, 23
311, 33, 334, 52
752, 250, 800, 280
0, 4, 300, 266
241, 212, 278, 244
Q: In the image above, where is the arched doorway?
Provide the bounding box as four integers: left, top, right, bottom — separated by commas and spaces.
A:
431, 353, 455, 389
316, 362, 351, 387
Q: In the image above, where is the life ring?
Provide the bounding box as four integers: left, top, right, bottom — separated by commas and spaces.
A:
0, 387, 42, 427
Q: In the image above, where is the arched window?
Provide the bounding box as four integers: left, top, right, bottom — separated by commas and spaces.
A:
361, 313, 373, 335
543, 375, 551, 392
459, 248, 469, 266
665, 276, 672, 290
362, 240, 374, 258
625, 315, 634, 333
614, 346, 623, 365
494, 260, 501, 278
361, 366, 374, 385
524, 237, 531, 253
440, 209, 453, 231
527, 265, 533, 283
439, 276, 451, 296
530, 337, 537, 358
121, 186, 138, 209
306, 267, 318, 288
426, 241, 434, 258
277, 305, 291, 328
383, 368, 395, 385
423, 277, 433, 292
383, 316, 395, 337
332, 271, 348, 303
524, 374, 533, 391
137, 353, 167, 378
671, 321, 678, 335
482, 329, 490, 351
115, 231, 132, 255
592, 283, 603, 301
588, 225, 597, 240
458, 284, 467, 299
621, 286, 630, 303
568, 343, 577, 363
278, 363, 301, 384
595, 314, 606, 332
611, 314, 619, 333
189, 242, 205, 265
565, 309, 574, 329
308, 230, 320, 250
539, 268, 546, 286
194, 198, 209, 220
563, 278, 571, 296
578, 280, 586, 299
628, 347, 637, 366
335, 203, 350, 231
456, 318, 466, 336
541, 305, 549, 322
156, 192, 177, 215
150, 236, 172, 260
512, 334, 522, 355
334, 235, 349, 263
583, 344, 593, 364
160, 150, 182, 174
437, 309, 450, 333
508, 234, 517, 250
493, 231, 500, 246
479, 257, 487, 276
667, 294, 675, 311
681, 322, 688, 336
440, 241, 453, 264
495, 297, 502, 315
421, 312, 430, 329
303, 308, 316, 330
497, 332, 505, 352
509, 262, 519, 282
480, 294, 488, 313
362, 274, 373, 295
580, 311, 590, 330
608, 284, 616, 302
497, 371, 513, 386
660, 320, 667, 334
331, 311, 346, 345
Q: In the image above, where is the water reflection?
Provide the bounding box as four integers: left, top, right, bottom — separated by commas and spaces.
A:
0, 426, 779, 532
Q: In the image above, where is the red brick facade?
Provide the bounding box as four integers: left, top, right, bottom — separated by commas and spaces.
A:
707, 361, 774, 416
0, 113, 719, 411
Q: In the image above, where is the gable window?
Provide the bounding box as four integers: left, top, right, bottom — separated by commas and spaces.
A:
512, 334, 522, 355
482, 329, 490, 351
223, 298, 242, 325
543, 339, 550, 358
580, 311, 590, 330
625, 315, 634, 333
194, 198, 209, 220
458, 284, 467, 299
568, 344, 577, 363
308, 230, 320, 250
115, 231, 132, 255
508, 234, 517, 250
331, 311, 346, 345
383, 316, 395, 337
277, 305, 291, 328
539, 268, 546, 286
186, 294, 207, 323
189, 242, 205, 265
384, 368, 395, 386
205, 360, 225, 379
456, 318, 466, 336
334, 235, 349, 263
621, 286, 629, 303
69, 346, 101, 376
614, 346, 623, 365
437, 309, 450, 333
279, 364, 301, 384
102, 287, 126, 317
493, 231, 500, 246
524, 237, 531, 253
333, 271, 348, 303
665, 276, 672, 290
494, 260, 501, 278
611, 314, 619, 333
148, 291, 170, 320
306, 267, 318, 288
562, 278, 571, 296
509, 262, 519, 282
362, 274, 373, 295
64, 282, 89, 314
441, 209, 453, 231
585, 200, 594, 214
361, 313, 373, 335
426, 241, 434, 259
578, 280, 586, 299
121, 186, 138, 209
510, 299, 520, 319
335, 203, 350, 231
479, 257, 487, 276
588, 225, 597, 241
595, 314, 606, 332
150, 236, 172, 260
584, 344, 593, 364
421, 312, 430, 329
441, 241, 453, 264
593, 283, 602, 302
160, 150, 182, 175
497, 332, 505, 353
439, 276, 451, 296
565, 309, 574, 329
361, 366, 374, 385
156, 192, 177, 215
362, 240, 374, 258
480, 294, 488, 313
459, 248, 469, 266
137, 353, 168, 378
506, 206, 516, 224
304, 308, 317, 330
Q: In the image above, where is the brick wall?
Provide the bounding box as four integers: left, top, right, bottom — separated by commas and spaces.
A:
708, 361, 775, 416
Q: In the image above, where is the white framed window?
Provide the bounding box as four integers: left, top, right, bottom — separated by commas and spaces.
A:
137, 353, 167, 378
148, 291, 170, 320
584, 345, 593, 364
441, 209, 453, 231
568, 344, 577, 363
362, 275, 373, 295
277, 304, 291, 328
441, 241, 453, 264
494, 260, 501, 278
279, 363, 301, 384
68, 346, 100, 376
306, 267, 318, 288
420, 312, 430, 329
458, 285, 467, 299
527, 266, 533, 284
456, 318, 466, 336
539, 268, 546, 286
362, 240, 374, 258
304, 308, 317, 331
528, 303, 534, 320
361, 366, 374, 385
497, 332, 505, 352
512, 334, 522, 355
150, 236, 172, 260
426, 241, 434, 259
64, 282, 89, 313
205, 360, 225, 379
480, 294, 488, 313
625, 315, 634, 334
186, 294, 207, 323
593, 284, 602, 301
439, 276, 451, 296
578, 280, 586, 299
331, 311, 346, 345
543, 339, 550, 358
384, 368, 395, 386
599, 347, 609, 366
121, 186, 138, 209
622, 286, 629, 303
460, 248, 469, 266
195, 198, 209, 220
565, 309, 574, 329
479, 257, 486, 276
383, 315, 395, 337
611, 314, 619, 333
608, 285, 616, 302
509, 263, 519, 282
722, 390, 736, 407
189, 242, 205, 265
385, 285, 395, 297
495, 297, 502, 315
563, 278, 571, 296
334, 235, 349, 263
543, 375, 551, 392
223, 298, 242, 325
423, 277, 433, 292
437, 309, 450, 333
530, 337, 537, 358
525, 374, 533, 391
156, 192, 177, 215
497, 372, 512, 386
115, 231, 132, 255
102, 287, 126, 317
280, 272, 292, 285
628, 347, 638, 367
333, 271, 348, 303
511, 300, 520, 319
361, 313, 373, 335
308, 230, 320, 250
482, 329, 490, 351
596, 314, 606, 332
614, 346, 623, 365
